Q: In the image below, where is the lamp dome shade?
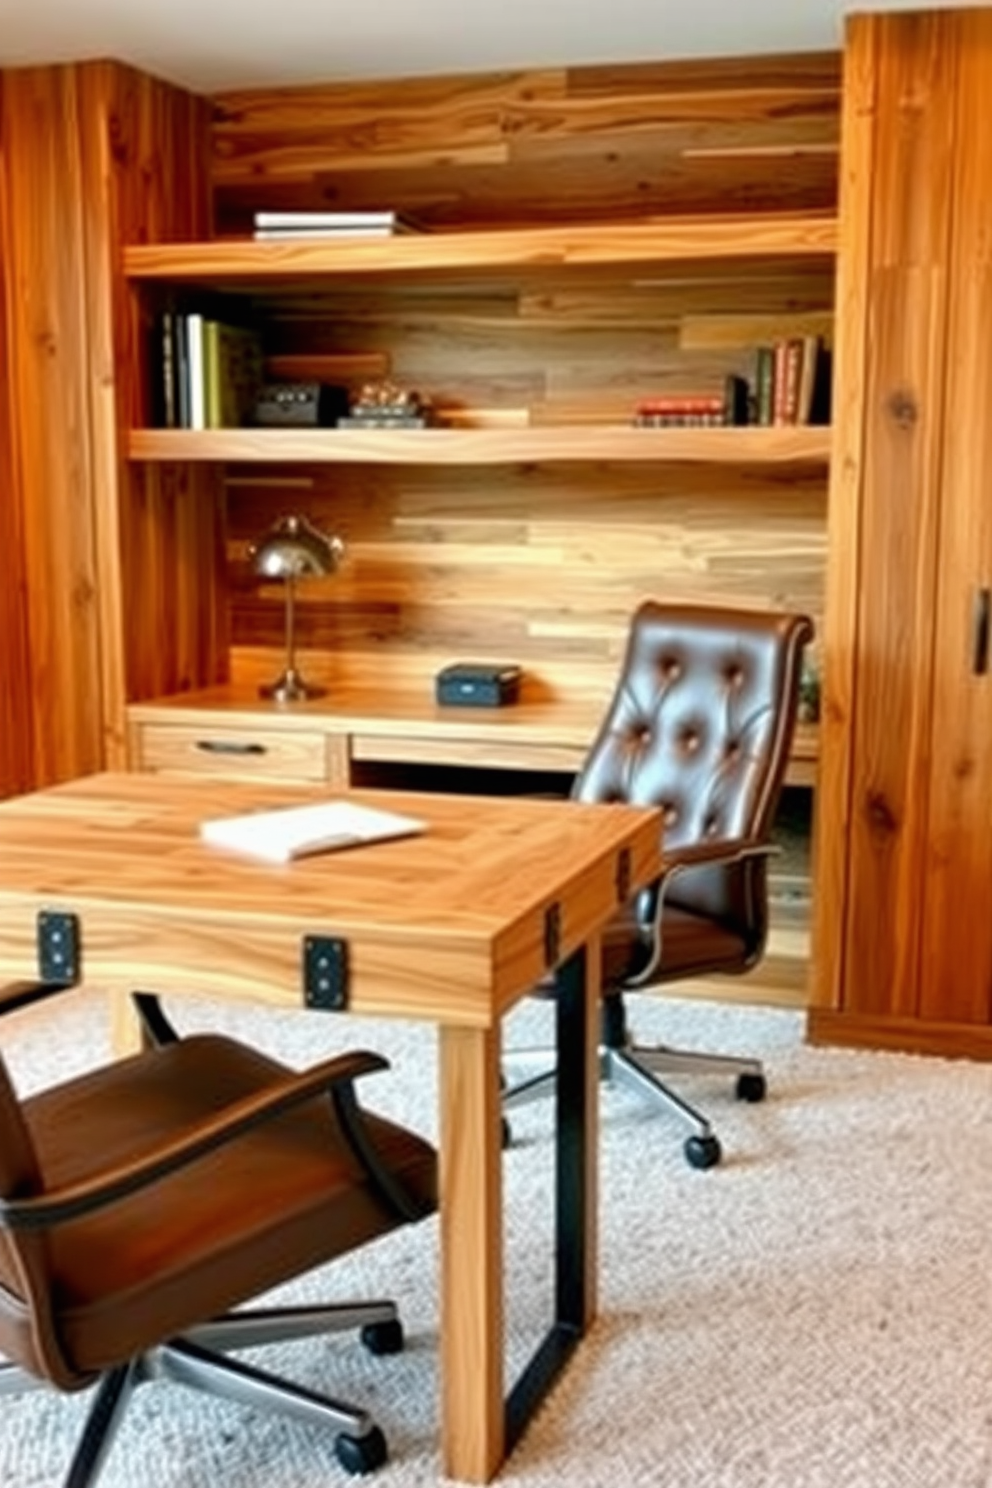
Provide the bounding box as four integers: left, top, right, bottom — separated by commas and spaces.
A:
250, 514, 345, 580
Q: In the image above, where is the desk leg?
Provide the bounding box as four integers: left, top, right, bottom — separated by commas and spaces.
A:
109, 988, 144, 1056
438, 1023, 504, 1483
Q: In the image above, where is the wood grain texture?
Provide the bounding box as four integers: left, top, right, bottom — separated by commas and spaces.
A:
82, 64, 227, 717
209, 54, 840, 233
129, 425, 833, 464
916, 7, 992, 1027
0, 769, 649, 1485
439, 1025, 505, 1480
0, 61, 220, 784
809, 15, 880, 1014
124, 214, 838, 281
0, 67, 104, 787
0, 80, 35, 799
812, 9, 992, 1052
0, 771, 662, 1027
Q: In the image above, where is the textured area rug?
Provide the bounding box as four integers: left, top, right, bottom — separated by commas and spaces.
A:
3, 988, 992, 1487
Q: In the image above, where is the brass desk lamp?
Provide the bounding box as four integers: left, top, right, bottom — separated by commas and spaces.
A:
250, 514, 345, 702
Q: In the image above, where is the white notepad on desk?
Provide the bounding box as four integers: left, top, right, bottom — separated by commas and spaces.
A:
200, 800, 426, 864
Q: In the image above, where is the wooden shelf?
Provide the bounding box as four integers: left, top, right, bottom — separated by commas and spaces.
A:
128, 424, 833, 467
124, 213, 838, 287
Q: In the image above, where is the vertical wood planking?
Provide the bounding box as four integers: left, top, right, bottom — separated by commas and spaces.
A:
1, 66, 104, 787
917, 8, 992, 1025
76, 62, 227, 734
0, 61, 222, 786
0, 73, 35, 797
809, 12, 877, 1012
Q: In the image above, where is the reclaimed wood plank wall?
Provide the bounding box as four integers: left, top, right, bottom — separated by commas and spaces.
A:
0, 75, 35, 796
209, 55, 841, 697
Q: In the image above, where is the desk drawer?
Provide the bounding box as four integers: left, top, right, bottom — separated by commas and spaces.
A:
135, 723, 330, 782
350, 734, 587, 773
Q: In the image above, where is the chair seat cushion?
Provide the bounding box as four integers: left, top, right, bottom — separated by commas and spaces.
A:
0, 1035, 436, 1380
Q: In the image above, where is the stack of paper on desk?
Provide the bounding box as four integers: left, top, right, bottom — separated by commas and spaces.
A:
200, 800, 426, 863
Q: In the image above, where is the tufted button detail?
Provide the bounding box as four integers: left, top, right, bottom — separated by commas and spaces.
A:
725, 662, 745, 689
726, 739, 741, 761
682, 730, 701, 755
704, 815, 720, 836
659, 654, 682, 682
661, 802, 679, 827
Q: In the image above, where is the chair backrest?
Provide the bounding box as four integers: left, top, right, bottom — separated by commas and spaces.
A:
573, 601, 814, 949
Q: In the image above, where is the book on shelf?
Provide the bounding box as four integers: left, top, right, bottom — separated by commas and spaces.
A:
200, 799, 427, 864
755, 335, 832, 427
252, 209, 422, 240
158, 308, 263, 429
203, 319, 264, 428
632, 374, 749, 427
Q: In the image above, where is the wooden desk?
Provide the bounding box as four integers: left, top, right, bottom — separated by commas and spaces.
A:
126, 676, 820, 787
0, 772, 662, 1482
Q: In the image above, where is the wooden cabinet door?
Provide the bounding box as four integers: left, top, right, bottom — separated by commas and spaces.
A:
918, 9, 992, 1024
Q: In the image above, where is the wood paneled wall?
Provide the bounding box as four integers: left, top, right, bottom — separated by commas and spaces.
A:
209, 57, 840, 690
0, 60, 221, 790
0, 75, 34, 797
0, 66, 106, 788
211, 54, 841, 233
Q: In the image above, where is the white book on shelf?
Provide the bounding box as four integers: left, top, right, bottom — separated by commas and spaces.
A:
253, 226, 397, 241
253, 210, 414, 230
185, 312, 206, 430
200, 799, 426, 864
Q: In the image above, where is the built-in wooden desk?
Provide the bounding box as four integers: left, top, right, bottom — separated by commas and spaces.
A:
128, 679, 819, 788
0, 772, 662, 1482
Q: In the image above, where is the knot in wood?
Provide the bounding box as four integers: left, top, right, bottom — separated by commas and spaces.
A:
887, 389, 917, 429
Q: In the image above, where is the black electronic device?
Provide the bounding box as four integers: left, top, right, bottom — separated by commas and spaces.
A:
254, 382, 349, 428
435, 663, 522, 708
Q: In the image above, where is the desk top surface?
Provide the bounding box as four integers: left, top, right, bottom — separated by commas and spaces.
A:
0, 773, 662, 1025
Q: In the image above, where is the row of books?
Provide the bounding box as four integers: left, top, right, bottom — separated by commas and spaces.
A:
159, 309, 263, 430
252, 210, 420, 242
754, 336, 831, 426
632, 374, 750, 427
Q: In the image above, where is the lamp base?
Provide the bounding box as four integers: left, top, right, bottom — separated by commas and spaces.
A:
259, 668, 326, 704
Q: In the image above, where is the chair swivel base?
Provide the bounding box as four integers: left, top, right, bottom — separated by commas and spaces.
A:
0, 1300, 403, 1487
503, 1041, 766, 1169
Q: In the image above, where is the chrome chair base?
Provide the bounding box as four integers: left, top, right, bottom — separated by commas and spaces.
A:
1, 1300, 402, 1486
503, 1040, 766, 1170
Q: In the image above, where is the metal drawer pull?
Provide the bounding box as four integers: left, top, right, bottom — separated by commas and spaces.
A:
973, 587, 991, 676
195, 739, 268, 756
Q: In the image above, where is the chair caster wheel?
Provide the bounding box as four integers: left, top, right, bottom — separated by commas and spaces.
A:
360, 1319, 404, 1355
335, 1425, 388, 1474
684, 1133, 721, 1169
736, 1072, 766, 1103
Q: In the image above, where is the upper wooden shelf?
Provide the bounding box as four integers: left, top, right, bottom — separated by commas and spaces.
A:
128, 424, 833, 466
123, 213, 838, 286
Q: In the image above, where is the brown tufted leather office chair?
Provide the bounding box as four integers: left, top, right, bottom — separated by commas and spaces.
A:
503, 601, 814, 1169
0, 992, 436, 1484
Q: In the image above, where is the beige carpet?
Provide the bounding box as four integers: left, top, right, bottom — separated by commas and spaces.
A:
3, 987, 992, 1487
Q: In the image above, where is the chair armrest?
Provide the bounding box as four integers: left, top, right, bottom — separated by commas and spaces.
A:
622, 835, 779, 989
0, 1047, 399, 1231
658, 835, 779, 882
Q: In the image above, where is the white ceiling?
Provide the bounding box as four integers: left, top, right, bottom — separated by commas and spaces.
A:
0, 0, 986, 93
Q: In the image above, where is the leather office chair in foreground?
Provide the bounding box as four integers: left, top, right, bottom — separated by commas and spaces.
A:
504, 601, 814, 1169
0, 991, 437, 1484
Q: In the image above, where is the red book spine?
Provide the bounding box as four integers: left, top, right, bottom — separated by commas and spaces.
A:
636, 396, 725, 414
